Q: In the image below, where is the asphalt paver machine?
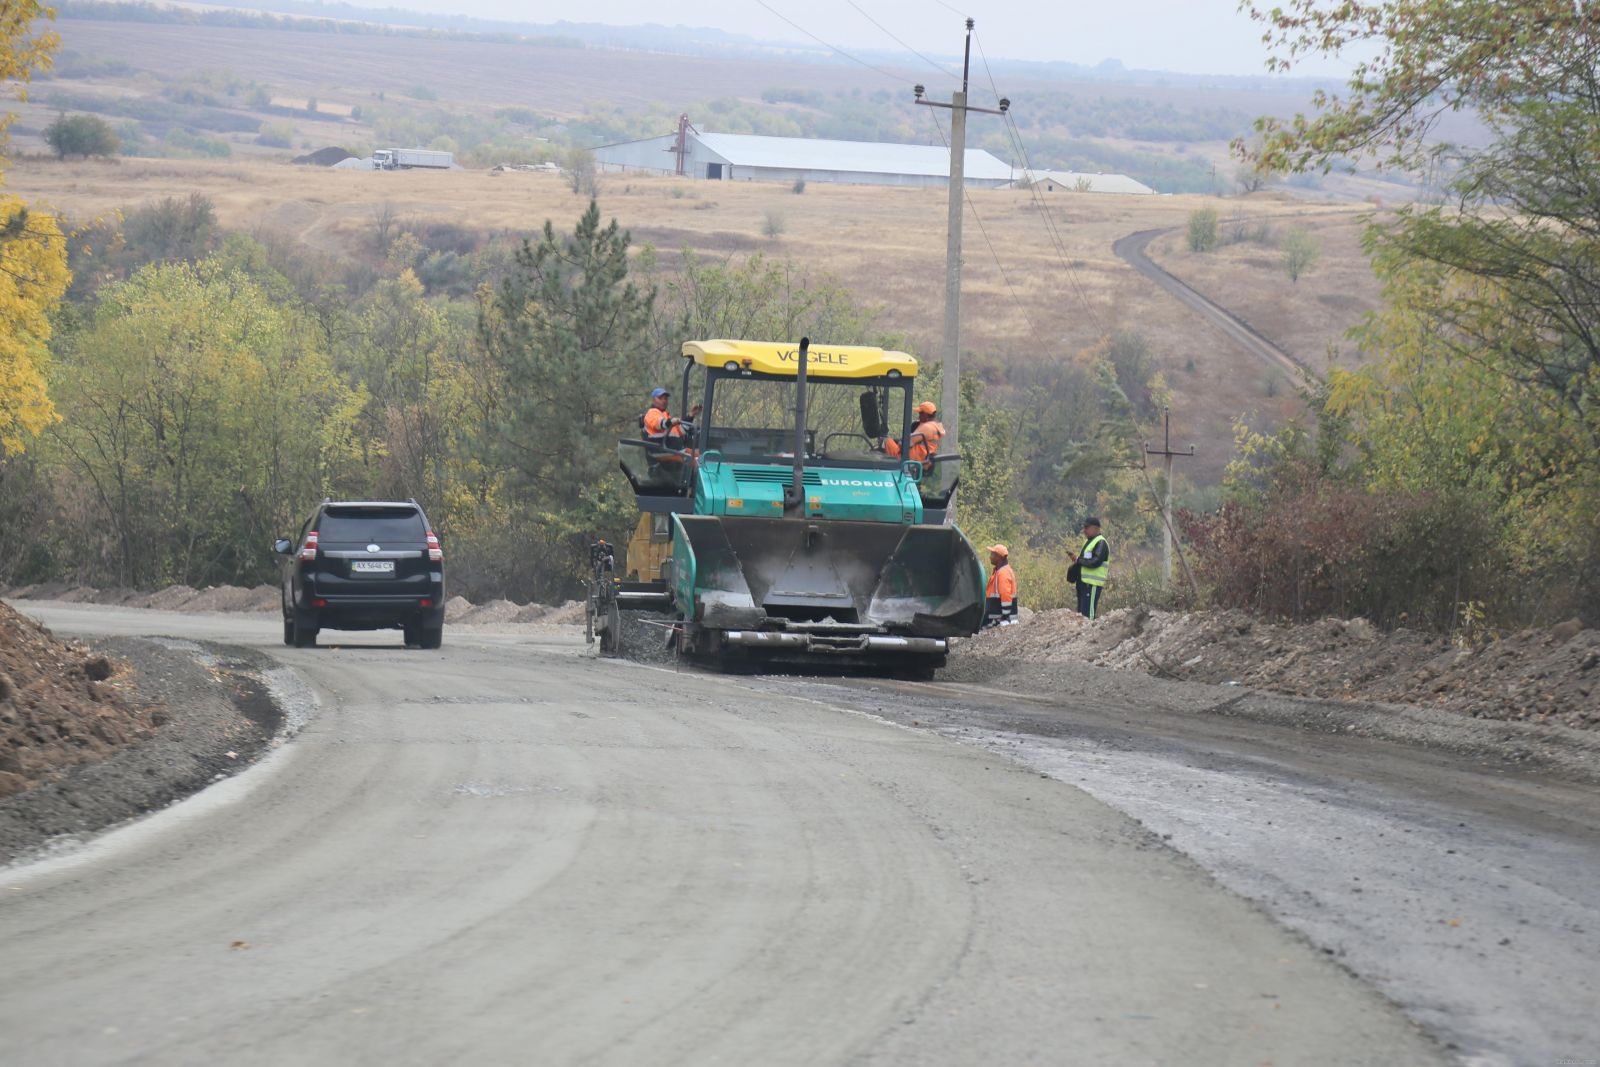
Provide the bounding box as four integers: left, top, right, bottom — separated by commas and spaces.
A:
597, 337, 985, 676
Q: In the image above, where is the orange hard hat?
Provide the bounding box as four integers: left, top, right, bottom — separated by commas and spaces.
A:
987, 543, 1009, 558
916, 401, 939, 415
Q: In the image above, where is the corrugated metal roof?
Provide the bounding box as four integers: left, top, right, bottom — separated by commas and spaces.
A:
694, 132, 1014, 180
1017, 169, 1156, 195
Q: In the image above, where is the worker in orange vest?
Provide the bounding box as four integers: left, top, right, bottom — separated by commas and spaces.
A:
884, 401, 946, 463
641, 387, 699, 456
983, 544, 1018, 627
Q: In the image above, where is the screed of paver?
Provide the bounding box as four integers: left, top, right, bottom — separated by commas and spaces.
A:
1, 604, 1441, 1066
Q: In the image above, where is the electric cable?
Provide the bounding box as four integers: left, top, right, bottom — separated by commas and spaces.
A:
841, 0, 962, 82
750, 0, 910, 84
924, 108, 1049, 350
973, 30, 1107, 334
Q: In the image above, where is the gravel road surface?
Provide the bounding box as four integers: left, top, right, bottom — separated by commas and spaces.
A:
0, 603, 1523, 1065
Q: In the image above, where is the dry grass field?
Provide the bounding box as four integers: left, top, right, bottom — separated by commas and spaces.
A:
7, 156, 1377, 482
1146, 212, 1386, 377
46, 20, 907, 117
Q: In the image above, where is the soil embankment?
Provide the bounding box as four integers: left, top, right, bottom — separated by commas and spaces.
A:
954, 607, 1598, 732
0, 602, 154, 799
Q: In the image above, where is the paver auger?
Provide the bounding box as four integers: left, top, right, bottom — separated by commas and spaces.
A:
594, 337, 985, 676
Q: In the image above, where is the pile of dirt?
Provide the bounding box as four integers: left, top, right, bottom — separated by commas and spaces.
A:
958, 608, 1599, 731
443, 596, 475, 623
542, 600, 586, 626
458, 598, 522, 625
142, 584, 199, 611
0, 602, 157, 798
291, 146, 353, 166
185, 585, 266, 613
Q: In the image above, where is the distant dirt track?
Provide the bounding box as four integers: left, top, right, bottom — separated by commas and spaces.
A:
1114, 226, 1318, 383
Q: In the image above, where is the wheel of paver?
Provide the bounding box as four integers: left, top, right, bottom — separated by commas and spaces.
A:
584, 597, 596, 645
599, 601, 621, 655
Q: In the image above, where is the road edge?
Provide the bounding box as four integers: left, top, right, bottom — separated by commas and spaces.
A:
0, 637, 318, 868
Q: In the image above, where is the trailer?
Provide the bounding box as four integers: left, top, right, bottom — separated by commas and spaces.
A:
372, 148, 454, 170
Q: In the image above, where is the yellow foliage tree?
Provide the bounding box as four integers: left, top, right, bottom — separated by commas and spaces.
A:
0, 1, 65, 455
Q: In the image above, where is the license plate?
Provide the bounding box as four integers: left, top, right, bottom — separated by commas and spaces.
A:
351, 560, 395, 575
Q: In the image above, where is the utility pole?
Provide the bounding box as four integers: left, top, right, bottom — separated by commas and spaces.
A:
1144, 406, 1196, 588
915, 19, 1008, 520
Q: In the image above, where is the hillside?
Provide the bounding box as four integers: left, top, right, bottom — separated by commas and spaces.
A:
6, 156, 1375, 483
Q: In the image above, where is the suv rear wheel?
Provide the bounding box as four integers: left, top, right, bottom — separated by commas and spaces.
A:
292, 615, 319, 648
419, 625, 443, 650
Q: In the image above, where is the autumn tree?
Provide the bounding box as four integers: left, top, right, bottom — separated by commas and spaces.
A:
0, 1, 57, 152
0, 1, 66, 455
50, 259, 363, 585
1240, 0, 1600, 621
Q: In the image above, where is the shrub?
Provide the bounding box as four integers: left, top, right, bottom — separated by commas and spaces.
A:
762, 209, 787, 239
255, 120, 295, 148
43, 113, 120, 159
792, 178, 806, 194
1186, 207, 1218, 252
1282, 227, 1321, 283
1180, 474, 1501, 630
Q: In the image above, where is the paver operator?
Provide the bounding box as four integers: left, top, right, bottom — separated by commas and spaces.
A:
883, 401, 945, 463
642, 387, 700, 453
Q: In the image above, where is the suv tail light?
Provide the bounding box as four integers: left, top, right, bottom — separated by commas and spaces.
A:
300, 531, 319, 561
426, 531, 443, 562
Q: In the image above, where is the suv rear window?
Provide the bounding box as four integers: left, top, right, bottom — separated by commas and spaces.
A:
318, 506, 426, 542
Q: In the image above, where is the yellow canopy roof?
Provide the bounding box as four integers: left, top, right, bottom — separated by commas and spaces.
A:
681, 339, 918, 379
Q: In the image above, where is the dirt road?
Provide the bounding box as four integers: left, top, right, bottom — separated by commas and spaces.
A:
1114, 226, 1316, 383
5, 603, 1589, 1065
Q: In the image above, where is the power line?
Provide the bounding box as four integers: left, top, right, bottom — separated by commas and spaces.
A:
750, 0, 909, 84
842, 0, 961, 83
924, 108, 1047, 349
972, 30, 1106, 335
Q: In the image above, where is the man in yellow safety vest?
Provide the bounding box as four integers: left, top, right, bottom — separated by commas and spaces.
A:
1068, 516, 1109, 620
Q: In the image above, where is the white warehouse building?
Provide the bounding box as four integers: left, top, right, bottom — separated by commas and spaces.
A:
593, 130, 1016, 188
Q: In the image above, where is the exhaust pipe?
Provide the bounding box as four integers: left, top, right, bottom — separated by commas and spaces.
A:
785, 336, 809, 514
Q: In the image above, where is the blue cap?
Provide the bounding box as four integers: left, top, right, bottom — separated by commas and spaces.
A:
651, 387, 669, 398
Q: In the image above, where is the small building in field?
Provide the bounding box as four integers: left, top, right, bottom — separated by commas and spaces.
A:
1014, 169, 1156, 195
593, 130, 1015, 188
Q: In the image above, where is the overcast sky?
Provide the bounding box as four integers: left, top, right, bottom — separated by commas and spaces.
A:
337, 0, 1356, 79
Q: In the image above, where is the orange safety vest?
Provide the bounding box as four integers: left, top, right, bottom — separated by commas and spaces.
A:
986, 563, 1016, 603
642, 406, 683, 441
887, 418, 946, 462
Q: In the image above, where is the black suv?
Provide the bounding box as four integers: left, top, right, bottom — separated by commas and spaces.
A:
274, 500, 446, 649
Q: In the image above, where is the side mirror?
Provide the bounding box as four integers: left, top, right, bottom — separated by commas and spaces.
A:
859, 391, 885, 439
272, 538, 293, 556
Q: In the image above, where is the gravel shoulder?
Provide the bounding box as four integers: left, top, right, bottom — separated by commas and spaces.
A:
0, 636, 309, 865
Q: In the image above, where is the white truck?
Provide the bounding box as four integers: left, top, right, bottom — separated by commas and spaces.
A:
372, 148, 454, 170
